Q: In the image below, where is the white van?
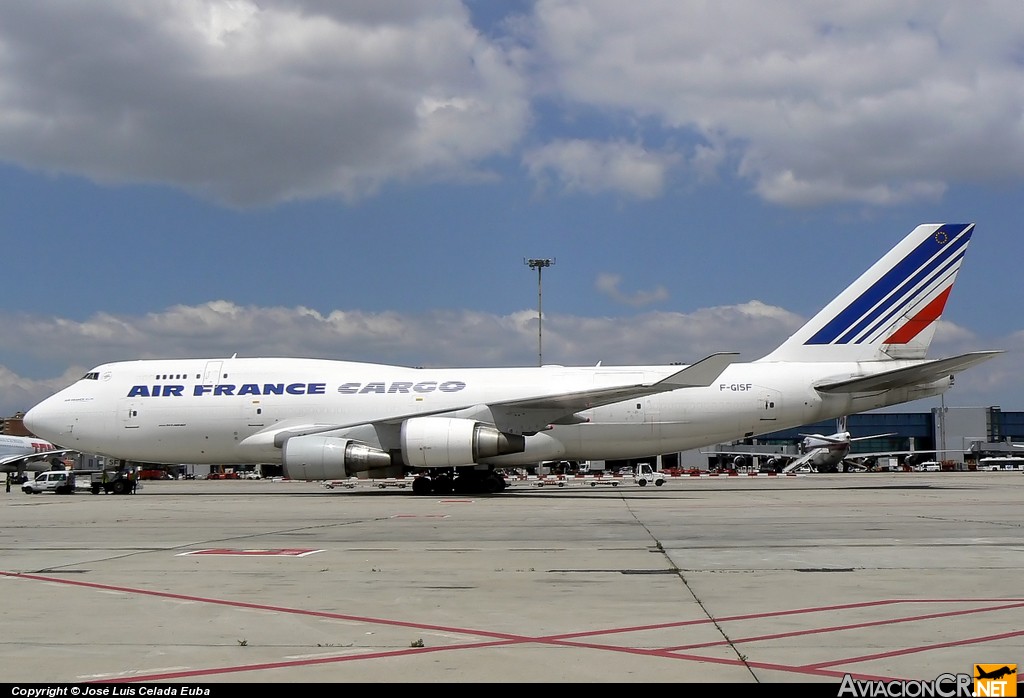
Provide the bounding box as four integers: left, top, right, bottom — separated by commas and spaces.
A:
22, 470, 76, 494
914, 461, 941, 472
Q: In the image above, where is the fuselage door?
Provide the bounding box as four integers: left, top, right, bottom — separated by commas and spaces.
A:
243, 399, 265, 428
120, 399, 141, 429
759, 389, 781, 422
202, 361, 224, 386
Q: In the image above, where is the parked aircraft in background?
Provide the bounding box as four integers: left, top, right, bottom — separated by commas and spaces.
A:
707, 416, 937, 473
23, 223, 1000, 494
0, 434, 76, 483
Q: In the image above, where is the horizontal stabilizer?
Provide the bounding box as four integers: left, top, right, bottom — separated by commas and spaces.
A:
814, 351, 1001, 394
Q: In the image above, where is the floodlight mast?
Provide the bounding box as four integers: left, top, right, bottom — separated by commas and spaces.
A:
524, 258, 555, 366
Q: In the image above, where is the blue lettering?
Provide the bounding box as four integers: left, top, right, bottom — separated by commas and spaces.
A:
388, 382, 413, 394
132, 382, 331, 398
414, 381, 437, 393
360, 382, 386, 394
338, 383, 360, 395
438, 381, 465, 393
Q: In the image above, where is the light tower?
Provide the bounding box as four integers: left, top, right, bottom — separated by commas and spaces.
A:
524, 258, 555, 366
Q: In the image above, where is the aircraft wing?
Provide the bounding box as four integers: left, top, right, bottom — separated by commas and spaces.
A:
850, 449, 938, 459
255, 353, 738, 448
0, 449, 76, 472
699, 448, 794, 460
490, 352, 739, 412
814, 351, 1002, 394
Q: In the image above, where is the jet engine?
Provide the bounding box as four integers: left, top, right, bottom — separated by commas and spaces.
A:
732, 455, 747, 468
282, 435, 393, 481
400, 416, 526, 468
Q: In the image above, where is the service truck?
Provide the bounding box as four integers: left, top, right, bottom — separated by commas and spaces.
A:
22, 469, 77, 494
634, 463, 667, 487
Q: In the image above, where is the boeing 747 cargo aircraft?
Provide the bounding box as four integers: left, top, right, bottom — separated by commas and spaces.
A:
24, 223, 1000, 494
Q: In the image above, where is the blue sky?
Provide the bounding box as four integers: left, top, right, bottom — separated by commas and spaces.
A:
1, 1, 1022, 417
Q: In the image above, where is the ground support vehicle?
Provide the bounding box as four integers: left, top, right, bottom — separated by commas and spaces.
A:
85, 469, 138, 495
634, 463, 667, 487
22, 470, 77, 494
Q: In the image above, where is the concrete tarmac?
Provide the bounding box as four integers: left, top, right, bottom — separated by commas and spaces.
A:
2, 472, 1023, 685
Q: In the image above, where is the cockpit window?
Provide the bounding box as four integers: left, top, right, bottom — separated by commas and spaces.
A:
82, 372, 100, 380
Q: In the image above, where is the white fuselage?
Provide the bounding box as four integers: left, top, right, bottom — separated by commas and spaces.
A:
24, 356, 948, 467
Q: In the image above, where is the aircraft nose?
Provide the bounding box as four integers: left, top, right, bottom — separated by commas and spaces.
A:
24, 398, 60, 441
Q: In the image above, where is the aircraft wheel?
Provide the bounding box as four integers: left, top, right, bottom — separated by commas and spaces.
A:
412, 477, 432, 495
433, 475, 454, 494
483, 474, 504, 493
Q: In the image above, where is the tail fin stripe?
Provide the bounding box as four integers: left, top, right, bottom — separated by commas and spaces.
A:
882, 286, 953, 344
846, 249, 966, 345
806, 224, 972, 346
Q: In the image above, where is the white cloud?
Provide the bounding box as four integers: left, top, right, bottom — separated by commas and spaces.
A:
529, 0, 1024, 207
594, 272, 669, 307
0, 2, 1021, 209
523, 139, 677, 199
0, 0, 530, 206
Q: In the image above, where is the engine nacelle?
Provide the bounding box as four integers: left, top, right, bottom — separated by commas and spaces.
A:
282, 435, 392, 481
732, 455, 747, 468
400, 417, 526, 468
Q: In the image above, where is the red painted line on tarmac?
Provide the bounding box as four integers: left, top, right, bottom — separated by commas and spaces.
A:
662, 600, 1024, 651
4, 570, 1022, 683
0, 570, 527, 640
802, 627, 1024, 670
103, 639, 523, 683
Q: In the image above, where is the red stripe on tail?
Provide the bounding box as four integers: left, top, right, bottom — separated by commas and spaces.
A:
883, 287, 952, 345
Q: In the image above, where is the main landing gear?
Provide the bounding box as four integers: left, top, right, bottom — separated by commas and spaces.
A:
411, 468, 508, 495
